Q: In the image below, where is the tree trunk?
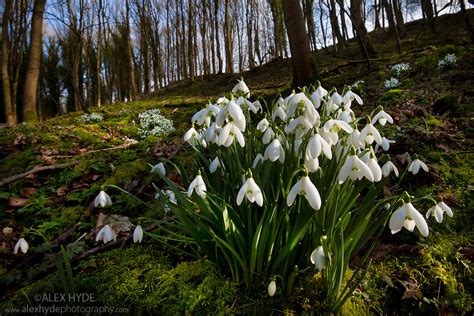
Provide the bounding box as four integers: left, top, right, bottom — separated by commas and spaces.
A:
224, 0, 233, 73
214, 0, 223, 73
22, 0, 46, 123
96, 0, 103, 107
392, 0, 405, 36
374, 0, 382, 30
421, 0, 434, 21
125, 0, 137, 100
459, 0, 474, 42
328, 0, 346, 50
281, 0, 316, 87
188, 0, 195, 81
350, 0, 378, 60
1, 0, 16, 126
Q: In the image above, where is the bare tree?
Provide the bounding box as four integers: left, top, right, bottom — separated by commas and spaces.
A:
22, 0, 46, 122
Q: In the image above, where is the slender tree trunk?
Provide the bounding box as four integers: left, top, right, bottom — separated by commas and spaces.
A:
2, 0, 16, 126
328, 0, 345, 50
336, 0, 349, 44
374, 0, 382, 30
421, 0, 434, 20
392, 0, 405, 36
22, 0, 46, 123
188, 0, 195, 80
224, 0, 233, 73
350, 0, 378, 60
459, 0, 474, 42
96, 0, 102, 107
125, 0, 137, 100
281, 0, 316, 87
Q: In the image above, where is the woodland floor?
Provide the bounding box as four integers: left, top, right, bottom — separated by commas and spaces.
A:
0, 12, 473, 315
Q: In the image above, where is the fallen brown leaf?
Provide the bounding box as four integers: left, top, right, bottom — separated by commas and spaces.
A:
8, 197, 29, 207
20, 187, 37, 197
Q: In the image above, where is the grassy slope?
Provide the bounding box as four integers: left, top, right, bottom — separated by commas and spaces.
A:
0, 12, 473, 314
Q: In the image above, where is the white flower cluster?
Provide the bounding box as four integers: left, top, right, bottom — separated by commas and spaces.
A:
81, 112, 103, 123
390, 63, 410, 78
138, 108, 175, 138
438, 53, 457, 70
384, 77, 401, 89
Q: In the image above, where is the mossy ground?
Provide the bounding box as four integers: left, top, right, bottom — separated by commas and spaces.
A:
1, 12, 473, 315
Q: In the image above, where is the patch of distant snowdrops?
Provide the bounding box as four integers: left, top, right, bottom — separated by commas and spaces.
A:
438, 53, 457, 70
81, 112, 103, 123
146, 78, 452, 312
138, 108, 175, 138
384, 77, 402, 89
390, 62, 410, 77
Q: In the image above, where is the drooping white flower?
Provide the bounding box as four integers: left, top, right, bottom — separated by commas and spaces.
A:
285, 116, 312, 139
426, 202, 453, 223
408, 159, 429, 175
257, 118, 270, 132
232, 79, 250, 97
13, 238, 29, 254
327, 91, 342, 113
304, 148, 319, 173
151, 162, 166, 176
287, 176, 321, 210
133, 225, 143, 243
227, 100, 246, 131
372, 110, 393, 126
310, 246, 328, 271
338, 155, 375, 183
218, 122, 245, 147
382, 161, 399, 177
262, 127, 275, 144
209, 157, 222, 173
187, 175, 207, 198
268, 279, 277, 297
251, 100, 262, 113
307, 133, 332, 160
349, 129, 364, 149
96, 224, 117, 244
360, 123, 382, 145
287, 92, 320, 126
342, 90, 363, 107
264, 138, 285, 163
183, 126, 200, 145
252, 153, 265, 168
376, 137, 395, 152
322, 119, 353, 145
271, 106, 287, 122
367, 156, 382, 182
237, 177, 264, 206
203, 122, 218, 143
389, 202, 429, 237
94, 191, 112, 208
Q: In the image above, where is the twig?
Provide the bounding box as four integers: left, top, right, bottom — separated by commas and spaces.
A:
0, 160, 81, 187
48, 142, 137, 159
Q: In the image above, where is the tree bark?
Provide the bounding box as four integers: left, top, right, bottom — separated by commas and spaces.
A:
392, 0, 405, 37
350, 0, 378, 60
1, 0, 16, 126
21, 0, 46, 123
281, 0, 316, 87
125, 0, 137, 100
224, 0, 233, 73
421, 0, 434, 21
328, 0, 346, 50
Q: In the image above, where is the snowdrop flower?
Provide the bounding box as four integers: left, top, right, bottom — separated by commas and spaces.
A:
426, 202, 453, 223
164, 190, 177, 204
326, 91, 342, 113
339, 154, 375, 183
96, 224, 117, 244
94, 191, 112, 208
342, 90, 363, 107
216, 100, 246, 131
133, 225, 143, 243
304, 148, 319, 173
349, 129, 364, 149
389, 202, 428, 237
237, 176, 264, 206
372, 109, 393, 126
257, 118, 270, 132
375, 137, 395, 152
307, 133, 332, 160
268, 278, 277, 297
310, 246, 328, 271
13, 238, 29, 254
382, 161, 399, 177
209, 157, 221, 173
287, 92, 319, 126
360, 122, 382, 145
252, 153, 264, 168
251, 100, 262, 113
408, 158, 429, 175
287, 176, 321, 210
285, 116, 312, 139
151, 162, 166, 175
322, 119, 353, 145
262, 127, 275, 144
218, 122, 245, 147
367, 155, 382, 182
203, 122, 218, 143
232, 79, 250, 97
192, 103, 220, 127
272, 106, 287, 122
183, 126, 200, 145
264, 138, 285, 163
188, 174, 207, 198
337, 109, 354, 123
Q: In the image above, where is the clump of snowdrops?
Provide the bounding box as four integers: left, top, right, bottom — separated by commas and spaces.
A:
438, 53, 457, 70
154, 79, 452, 311
81, 112, 103, 123
138, 108, 175, 138
390, 62, 410, 78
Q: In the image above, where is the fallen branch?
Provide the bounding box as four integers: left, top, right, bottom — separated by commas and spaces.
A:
47, 142, 137, 159
0, 160, 81, 187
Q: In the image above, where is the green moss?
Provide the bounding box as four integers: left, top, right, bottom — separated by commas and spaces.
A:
380, 89, 404, 104
103, 160, 148, 187
432, 94, 460, 116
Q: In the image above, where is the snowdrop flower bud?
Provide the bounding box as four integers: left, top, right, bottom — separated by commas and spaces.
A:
209, 157, 221, 173
268, 278, 277, 297
96, 224, 117, 244
133, 225, 143, 243
188, 174, 207, 198
94, 191, 112, 208
272, 106, 287, 122
237, 176, 264, 206
389, 202, 428, 237
13, 238, 29, 254
367, 156, 382, 182
287, 176, 321, 210
310, 246, 327, 271
408, 159, 429, 175
151, 162, 166, 176
232, 79, 250, 97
